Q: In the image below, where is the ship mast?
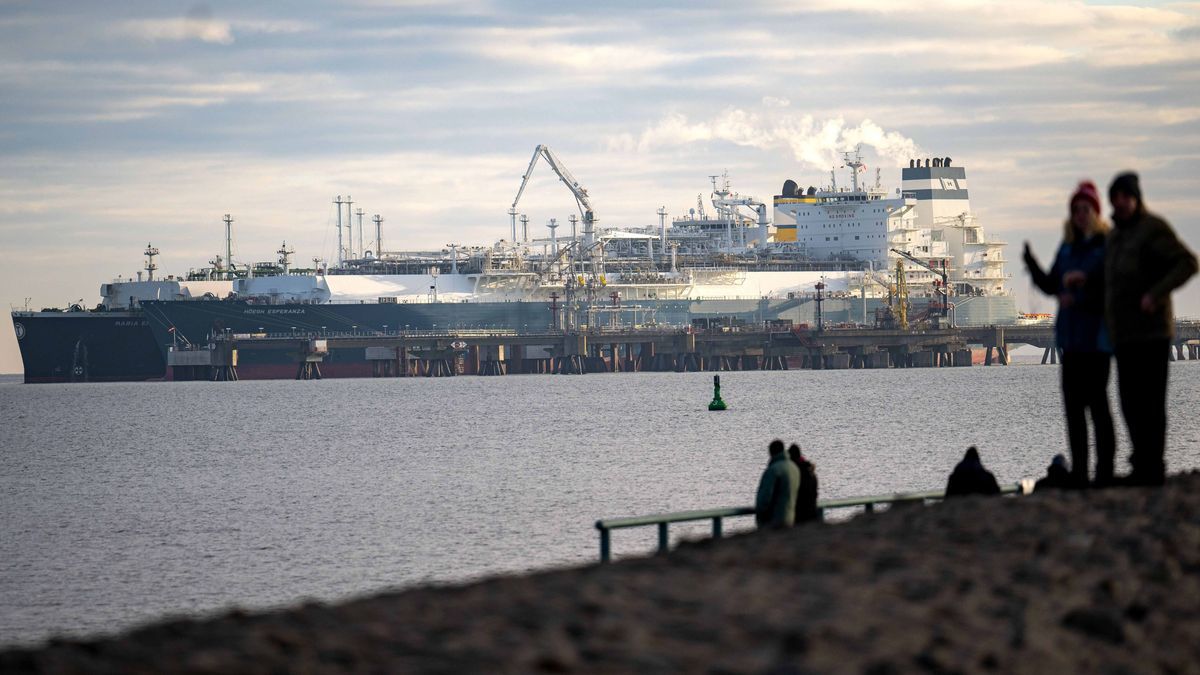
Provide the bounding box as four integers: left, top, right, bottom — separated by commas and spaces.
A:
843, 146, 865, 193
143, 243, 159, 281
277, 241, 294, 274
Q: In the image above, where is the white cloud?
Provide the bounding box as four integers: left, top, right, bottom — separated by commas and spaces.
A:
609, 102, 923, 170
119, 17, 234, 45
114, 16, 311, 45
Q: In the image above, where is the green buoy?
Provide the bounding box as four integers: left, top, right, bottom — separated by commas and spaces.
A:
708, 374, 727, 411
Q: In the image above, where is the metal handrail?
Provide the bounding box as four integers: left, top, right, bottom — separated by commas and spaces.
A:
594, 483, 1025, 562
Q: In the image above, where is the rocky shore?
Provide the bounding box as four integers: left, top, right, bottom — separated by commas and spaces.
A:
4, 472, 1200, 674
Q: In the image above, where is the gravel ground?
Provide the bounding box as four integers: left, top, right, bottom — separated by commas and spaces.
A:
4, 472, 1200, 674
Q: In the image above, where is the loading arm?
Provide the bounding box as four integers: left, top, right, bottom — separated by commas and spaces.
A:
890, 248, 949, 318
511, 145, 596, 249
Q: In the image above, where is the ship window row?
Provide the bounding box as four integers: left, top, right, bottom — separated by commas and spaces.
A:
802, 233, 886, 242
799, 223, 888, 229
796, 208, 890, 217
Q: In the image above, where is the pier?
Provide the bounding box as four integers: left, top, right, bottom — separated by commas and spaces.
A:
164, 321, 1200, 381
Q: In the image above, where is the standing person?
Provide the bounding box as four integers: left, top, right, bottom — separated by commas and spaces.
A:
755, 440, 800, 529
1023, 180, 1116, 487
788, 444, 821, 523
1105, 172, 1198, 486
944, 447, 1001, 498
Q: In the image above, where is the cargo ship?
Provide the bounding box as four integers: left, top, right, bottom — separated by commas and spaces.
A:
11, 150, 1016, 382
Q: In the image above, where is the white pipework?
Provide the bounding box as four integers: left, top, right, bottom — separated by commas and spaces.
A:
345, 195, 353, 260
223, 214, 234, 280
356, 208, 365, 260
656, 206, 667, 257
373, 214, 383, 259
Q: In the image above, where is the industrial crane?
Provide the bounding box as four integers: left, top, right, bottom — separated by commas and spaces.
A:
860, 267, 903, 329
894, 259, 909, 330
890, 248, 950, 324
511, 145, 597, 251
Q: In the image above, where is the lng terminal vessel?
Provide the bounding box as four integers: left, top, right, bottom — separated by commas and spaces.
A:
10, 148, 1016, 382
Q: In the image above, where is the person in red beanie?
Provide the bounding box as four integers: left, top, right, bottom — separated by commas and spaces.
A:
1023, 180, 1115, 487
1105, 171, 1197, 486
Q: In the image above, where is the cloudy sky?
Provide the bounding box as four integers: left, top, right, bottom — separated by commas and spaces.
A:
2, 0, 1199, 372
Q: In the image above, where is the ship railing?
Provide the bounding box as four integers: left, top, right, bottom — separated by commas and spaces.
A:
217, 328, 549, 340
594, 482, 1028, 562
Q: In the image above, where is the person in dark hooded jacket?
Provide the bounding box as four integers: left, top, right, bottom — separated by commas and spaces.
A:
944, 446, 1001, 498
788, 444, 821, 523
755, 440, 799, 529
1034, 454, 1073, 491
1024, 180, 1116, 487
1104, 172, 1197, 486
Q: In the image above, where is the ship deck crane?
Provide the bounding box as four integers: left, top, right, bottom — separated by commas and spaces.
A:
890, 248, 950, 323
511, 145, 597, 251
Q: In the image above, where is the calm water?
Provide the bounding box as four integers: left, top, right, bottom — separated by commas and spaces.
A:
2, 363, 1199, 646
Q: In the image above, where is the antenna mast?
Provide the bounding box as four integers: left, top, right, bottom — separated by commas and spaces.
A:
277, 241, 294, 273
223, 214, 234, 280
143, 243, 159, 281
520, 214, 529, 243
843, 145, 864, 192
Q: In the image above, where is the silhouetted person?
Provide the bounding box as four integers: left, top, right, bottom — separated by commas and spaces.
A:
1106, 172, 1198, 486
944, 446, 1001, 498
1034, 454, 1073, 492
756, 439, 800, 529
788, 444, 821, 523
1024, 180, 1116, 487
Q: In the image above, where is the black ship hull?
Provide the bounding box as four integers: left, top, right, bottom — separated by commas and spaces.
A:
10, 312, 165, 383
13, 294, 1017, 382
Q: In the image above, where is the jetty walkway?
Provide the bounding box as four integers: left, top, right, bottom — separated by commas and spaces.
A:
167, 321, 1200, 380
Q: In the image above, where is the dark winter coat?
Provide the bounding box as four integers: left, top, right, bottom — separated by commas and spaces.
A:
1106, 209, 1197, 346
794, 460, 820, 523
1034, 463, 1073, 491
945, 456, 1001, 498
1027, 233, 1110, 353
755, 453, 800, 528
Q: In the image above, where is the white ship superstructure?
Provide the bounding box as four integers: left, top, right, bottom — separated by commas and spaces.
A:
901, 158, 1009, 297
772, 151, 948, 290
772, 153, 1014, 325
87, 149, 1015, 329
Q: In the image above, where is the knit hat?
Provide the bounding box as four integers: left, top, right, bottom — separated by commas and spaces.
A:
1070, 180, 1101, 215
1051, 454, 1067, 469
1109, 171, 1142, 203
